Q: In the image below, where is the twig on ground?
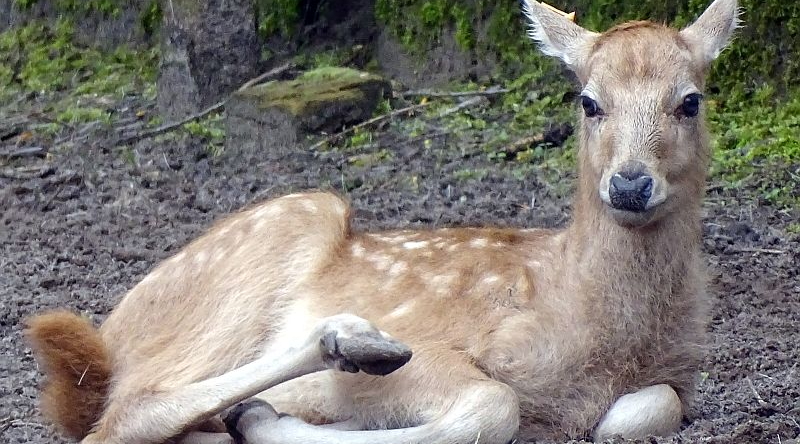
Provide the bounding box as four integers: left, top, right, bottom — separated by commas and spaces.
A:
729, 246, 788, 255
401, 86, 509, 98
112, 63, 294, 147
309, 102, 432, 151
0, 146, 47, 159
437, 96, 488, 118
0, 164, 54, 179
745, 376, 768, 406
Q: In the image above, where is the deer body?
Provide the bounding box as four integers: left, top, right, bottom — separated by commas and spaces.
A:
27, 1, 739, 443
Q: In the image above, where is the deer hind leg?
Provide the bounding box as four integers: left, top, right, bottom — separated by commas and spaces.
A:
593, 384, 683, 441
82, 314, 411, 444
224, 379, 520, 444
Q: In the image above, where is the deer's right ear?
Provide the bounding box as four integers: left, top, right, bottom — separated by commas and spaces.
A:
522, 1, 598, 70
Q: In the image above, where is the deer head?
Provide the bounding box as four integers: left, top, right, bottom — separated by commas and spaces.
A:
523, 0, 739, 227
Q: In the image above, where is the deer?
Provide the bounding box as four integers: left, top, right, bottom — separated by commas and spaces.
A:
25, 0, 739, 443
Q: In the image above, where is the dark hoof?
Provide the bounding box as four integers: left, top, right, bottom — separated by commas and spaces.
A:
223, 399, 277, 444
320, 331, 412, 376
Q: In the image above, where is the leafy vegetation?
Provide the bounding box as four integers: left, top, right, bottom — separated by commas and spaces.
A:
255, 0, 301, 38
0, 20, 158, 140
2, 1, 797, 208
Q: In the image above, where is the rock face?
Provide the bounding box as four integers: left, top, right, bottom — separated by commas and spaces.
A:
157, 0, 259, 121
225, 67, 391, 156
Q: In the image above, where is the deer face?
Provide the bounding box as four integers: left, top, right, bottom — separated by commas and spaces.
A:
523, 0, 739, 227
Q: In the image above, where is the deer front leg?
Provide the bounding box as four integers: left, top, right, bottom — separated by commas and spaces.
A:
224, 380, 520, 444
593, 384, 683, 441
85, 314, 410, 444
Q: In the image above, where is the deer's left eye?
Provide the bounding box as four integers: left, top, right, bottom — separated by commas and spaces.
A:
678, 93, 703, 118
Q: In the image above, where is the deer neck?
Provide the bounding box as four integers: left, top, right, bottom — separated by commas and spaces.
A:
562, 152, 705, 334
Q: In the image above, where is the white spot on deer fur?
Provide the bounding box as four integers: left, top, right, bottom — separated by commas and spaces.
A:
403, 241, 429, 250
430, 272, 457, 290
301, 200, 318, 213
367, 253, 393, 271
217, 226, 231, 237
470, 238, 489, 248
482, 274, 501, 285
447, 243, 462, 252
213, 250, 226, 263
388, 261, 408, 276
195, 252, 207, 264
387, 301, 416, 319
351, 243, 366, 258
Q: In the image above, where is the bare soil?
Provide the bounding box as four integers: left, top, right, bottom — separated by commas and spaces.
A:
1, 95, 798, 443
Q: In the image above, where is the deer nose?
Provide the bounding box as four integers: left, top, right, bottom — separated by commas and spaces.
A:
609, 171, 653, 213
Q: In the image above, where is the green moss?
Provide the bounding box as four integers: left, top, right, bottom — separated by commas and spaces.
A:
56, 106, 112, 125
140, 0, 162, 36
0, 20, 157, 97
14, 0, 120, 16
374, 0, 492, 54
235, 67, 389, 117
256, 0, 301, 38
347, 149, 393, 167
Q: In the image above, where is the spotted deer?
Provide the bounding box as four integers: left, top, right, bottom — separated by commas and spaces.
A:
26, 0, 739, 443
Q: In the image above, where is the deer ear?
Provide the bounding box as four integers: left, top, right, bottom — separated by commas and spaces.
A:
521, 0, 598, 70
680, 0, 740, 64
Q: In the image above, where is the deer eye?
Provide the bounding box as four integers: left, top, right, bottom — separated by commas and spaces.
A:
581, 95, 603, 118
678, 93, 703, 118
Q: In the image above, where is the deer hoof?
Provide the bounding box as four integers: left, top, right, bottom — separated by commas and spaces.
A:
223, 399, 279, 444
317, 315, 412, 376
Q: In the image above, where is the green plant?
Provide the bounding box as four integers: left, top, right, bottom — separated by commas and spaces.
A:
256, 0, 301, 38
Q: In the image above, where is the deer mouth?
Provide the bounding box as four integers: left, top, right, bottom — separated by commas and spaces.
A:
599, 185, 668, 227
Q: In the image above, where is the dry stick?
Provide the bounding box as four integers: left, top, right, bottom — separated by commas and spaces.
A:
308, 102, 432, 151
112, 63, 294, 147
0, 146, 46, 159
730, 246, 788, 255
437, 96, 488, 118
401, 86, 509, 98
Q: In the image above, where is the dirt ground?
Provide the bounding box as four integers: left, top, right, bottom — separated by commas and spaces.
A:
1, 92, 799, 444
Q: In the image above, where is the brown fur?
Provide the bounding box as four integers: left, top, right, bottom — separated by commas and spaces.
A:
26, 1, 740, 443
26, 311, 111, 440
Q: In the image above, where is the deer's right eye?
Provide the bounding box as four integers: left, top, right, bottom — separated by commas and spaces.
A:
581, 96, 603, 118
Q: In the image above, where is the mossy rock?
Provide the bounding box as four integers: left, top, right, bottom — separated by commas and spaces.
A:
232, 67, 391, 133
225, 67, 391, 156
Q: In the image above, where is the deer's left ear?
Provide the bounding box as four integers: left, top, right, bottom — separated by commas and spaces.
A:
680, 0, 741, 64
521, 0, 598, 71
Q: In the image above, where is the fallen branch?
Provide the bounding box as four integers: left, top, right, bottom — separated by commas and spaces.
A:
112, 62, 294, 147
401, 86, 509, 98
309, 102, 432, 151
0, 146, 46, 159
0, 164, 54, 179
437, 96, 488, 118
729, 246, 788, 255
